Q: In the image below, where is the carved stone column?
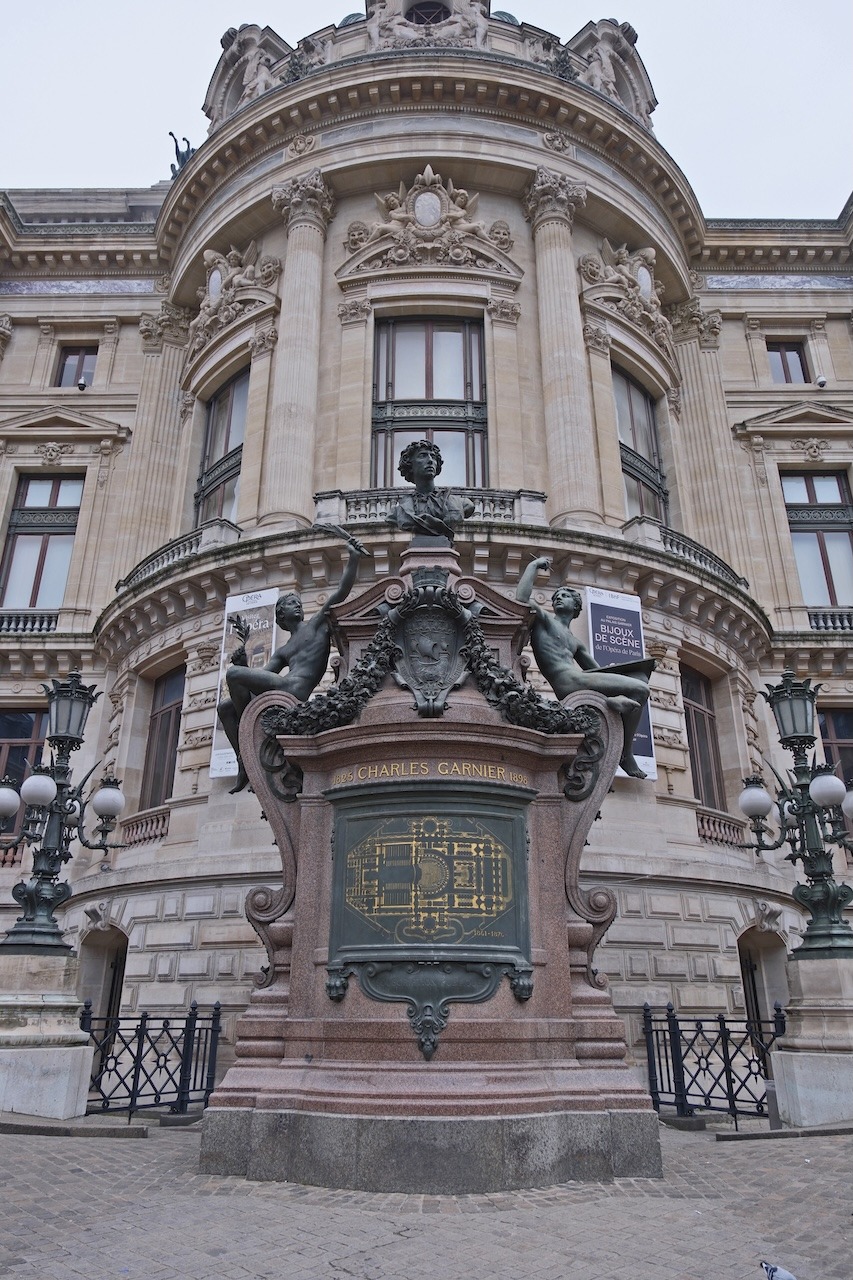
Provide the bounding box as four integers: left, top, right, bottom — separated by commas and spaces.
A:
485, 298, 524, 490
669, 298, 752, 581
523, 168, 601, 528
334, 298, 373, 494
113, 305, 190, 577
582, 321, 624, 526
261, 169, 336, 528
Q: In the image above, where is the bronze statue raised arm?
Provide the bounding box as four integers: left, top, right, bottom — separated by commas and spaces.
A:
217, 534, 369, 792
387, 440, 474, 543
516, 556, 654, 778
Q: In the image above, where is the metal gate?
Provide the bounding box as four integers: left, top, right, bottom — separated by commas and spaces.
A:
642, 1002, 786, 1125
80, 1001, 222, 1117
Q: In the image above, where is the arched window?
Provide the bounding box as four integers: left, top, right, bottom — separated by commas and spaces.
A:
372, 318, 487, 488
139, 666, 185, 811
195, 369, 249, 526
612, 368, 668, 524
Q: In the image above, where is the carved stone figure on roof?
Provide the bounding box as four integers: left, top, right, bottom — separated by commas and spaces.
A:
578, 28, 621, 101
238, 45, 278, 107
367, 0, 488, 52
566, 18, 656, 131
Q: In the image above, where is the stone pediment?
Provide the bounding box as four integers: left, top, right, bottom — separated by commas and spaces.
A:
0, 405, 129, 441
733, 402, 853, 436
336, 167, 523, 289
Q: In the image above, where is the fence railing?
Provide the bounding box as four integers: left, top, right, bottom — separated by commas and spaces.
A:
642, 1002, 785, 1127
80, 1001, 222, 1118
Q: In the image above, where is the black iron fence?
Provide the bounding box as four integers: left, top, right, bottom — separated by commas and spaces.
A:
80, 1001, 222, 1118
642, 1002, 786, 1126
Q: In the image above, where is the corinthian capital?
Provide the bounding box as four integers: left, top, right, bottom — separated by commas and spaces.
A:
522, 167, 587, 231
271, 168, 336, 236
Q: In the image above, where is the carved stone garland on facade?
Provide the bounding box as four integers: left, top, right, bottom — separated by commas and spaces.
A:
186, 241, 281, 359
578, 240, 675, 362
0, 314, 12, 363
336, 166, 522, 286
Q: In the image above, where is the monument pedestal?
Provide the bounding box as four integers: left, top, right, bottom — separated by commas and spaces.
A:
201, 569, 661, 1189
0, 952, 93, 1119
774, 954, 853, 1128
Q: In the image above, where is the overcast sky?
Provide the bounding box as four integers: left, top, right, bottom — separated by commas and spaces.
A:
3, 1, 851, 220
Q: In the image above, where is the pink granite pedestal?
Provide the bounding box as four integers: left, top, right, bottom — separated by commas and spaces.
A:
200, 561, 661, 1190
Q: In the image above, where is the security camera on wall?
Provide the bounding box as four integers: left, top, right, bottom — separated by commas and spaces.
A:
815, 375, 828, 388
77, 377, 87, 391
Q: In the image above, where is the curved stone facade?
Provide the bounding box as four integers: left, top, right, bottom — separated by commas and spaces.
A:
1, 1, 852, 1066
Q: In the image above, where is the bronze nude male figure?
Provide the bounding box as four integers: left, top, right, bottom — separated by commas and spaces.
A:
217, 535, 368, 792
387, 439, 474, 543
516, 556, 653, 778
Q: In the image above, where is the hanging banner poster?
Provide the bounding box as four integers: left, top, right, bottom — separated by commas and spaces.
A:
209, 588, 280, 778
584, 586, 657, 780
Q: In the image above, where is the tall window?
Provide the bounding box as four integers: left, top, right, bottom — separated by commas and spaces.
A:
0, 709, 46, 854
782, 472, 853, 607
56, 347, 97, 388
372, 319, 486, 488
767, 341, 807, 385
195, 369, 249, 525
612, 369, 667, 523
0, 475, 84, 609
681, 666, 726, 811
139, 667, 185, 811
818, 709, 853, 786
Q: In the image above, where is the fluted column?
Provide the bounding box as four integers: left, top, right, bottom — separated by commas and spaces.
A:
523, 167, 601, 528
334, 298, 373, 491
485, 298, 524, 490
582, 320, 624, 526
114, 303, 191, 575
261, 168, 336, 528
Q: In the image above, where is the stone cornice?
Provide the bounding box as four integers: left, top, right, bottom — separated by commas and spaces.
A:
0, 194, 163, 276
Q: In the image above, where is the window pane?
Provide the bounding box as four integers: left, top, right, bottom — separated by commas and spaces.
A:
432, 328, 465, 399
34, 535, 74, 607
220, 474, 240, 524
393, 325, 426, 399
391, 430, 423, 482
791, 532, 831, 606
0, 711, 40, 739
781, 475, 809, 503
23, 480, 55, 508
431, 431, 466, 486
824, 532, 853, 604
613, 373, 632, 446
228, 373, 249, 451
768, 348, 786, 383
820, 709, 853, 742
56, 478, 84, 507
812, 475, 843, 505
206, 393, 231, 465
629, 382, 656, 462
785, 347, 807, 383
80, 351, 97, 384
2, 537, 42, 606
470, 326, 483, 399
376, 326, 388, 399
623, 473, 642, 520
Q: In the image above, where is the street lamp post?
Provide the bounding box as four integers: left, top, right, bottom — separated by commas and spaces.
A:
0, 671, 125, 954
738, 669, 853, 959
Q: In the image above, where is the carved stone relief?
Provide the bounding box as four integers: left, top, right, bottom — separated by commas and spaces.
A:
139, 301, 192, 353
0, 313, 13, 362
336, 166, 522, 285
791, 437, 829, 462
668, 297, 722, 349
187, 241, 281, 359
366, 0, 488, 52
271, 169, 336, 235
337, 299, 372, 325
578, 240, 674, 360
523, 167, 587, 230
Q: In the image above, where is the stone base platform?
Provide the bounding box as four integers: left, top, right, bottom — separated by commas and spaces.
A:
200, 1105, 662, 1192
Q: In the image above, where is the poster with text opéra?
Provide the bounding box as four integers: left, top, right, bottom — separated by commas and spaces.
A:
209, 588, 280, 778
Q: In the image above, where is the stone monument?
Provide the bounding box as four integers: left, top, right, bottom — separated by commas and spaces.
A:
201, 457, 660, 1191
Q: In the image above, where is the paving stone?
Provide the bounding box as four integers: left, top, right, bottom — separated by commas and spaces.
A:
0, 1123, 849, 1279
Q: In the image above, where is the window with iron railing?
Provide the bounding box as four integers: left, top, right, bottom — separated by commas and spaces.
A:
782, 472, 853, 607
195, 369, 249, 526
0, 474, 84, 610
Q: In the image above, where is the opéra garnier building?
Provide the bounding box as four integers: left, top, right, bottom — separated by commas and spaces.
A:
1, 0, 852, 1060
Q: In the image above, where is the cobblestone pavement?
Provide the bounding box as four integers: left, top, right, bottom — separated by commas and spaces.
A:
0, 1122, 850, 1280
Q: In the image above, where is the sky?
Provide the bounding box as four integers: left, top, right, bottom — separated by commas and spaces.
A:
2, 1, 851, 220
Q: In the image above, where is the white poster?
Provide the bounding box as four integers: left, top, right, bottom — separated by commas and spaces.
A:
584, 586, 657, 780
209, 588, 280, 778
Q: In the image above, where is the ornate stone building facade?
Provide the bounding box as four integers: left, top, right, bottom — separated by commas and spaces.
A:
1, 1, 852, 1063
